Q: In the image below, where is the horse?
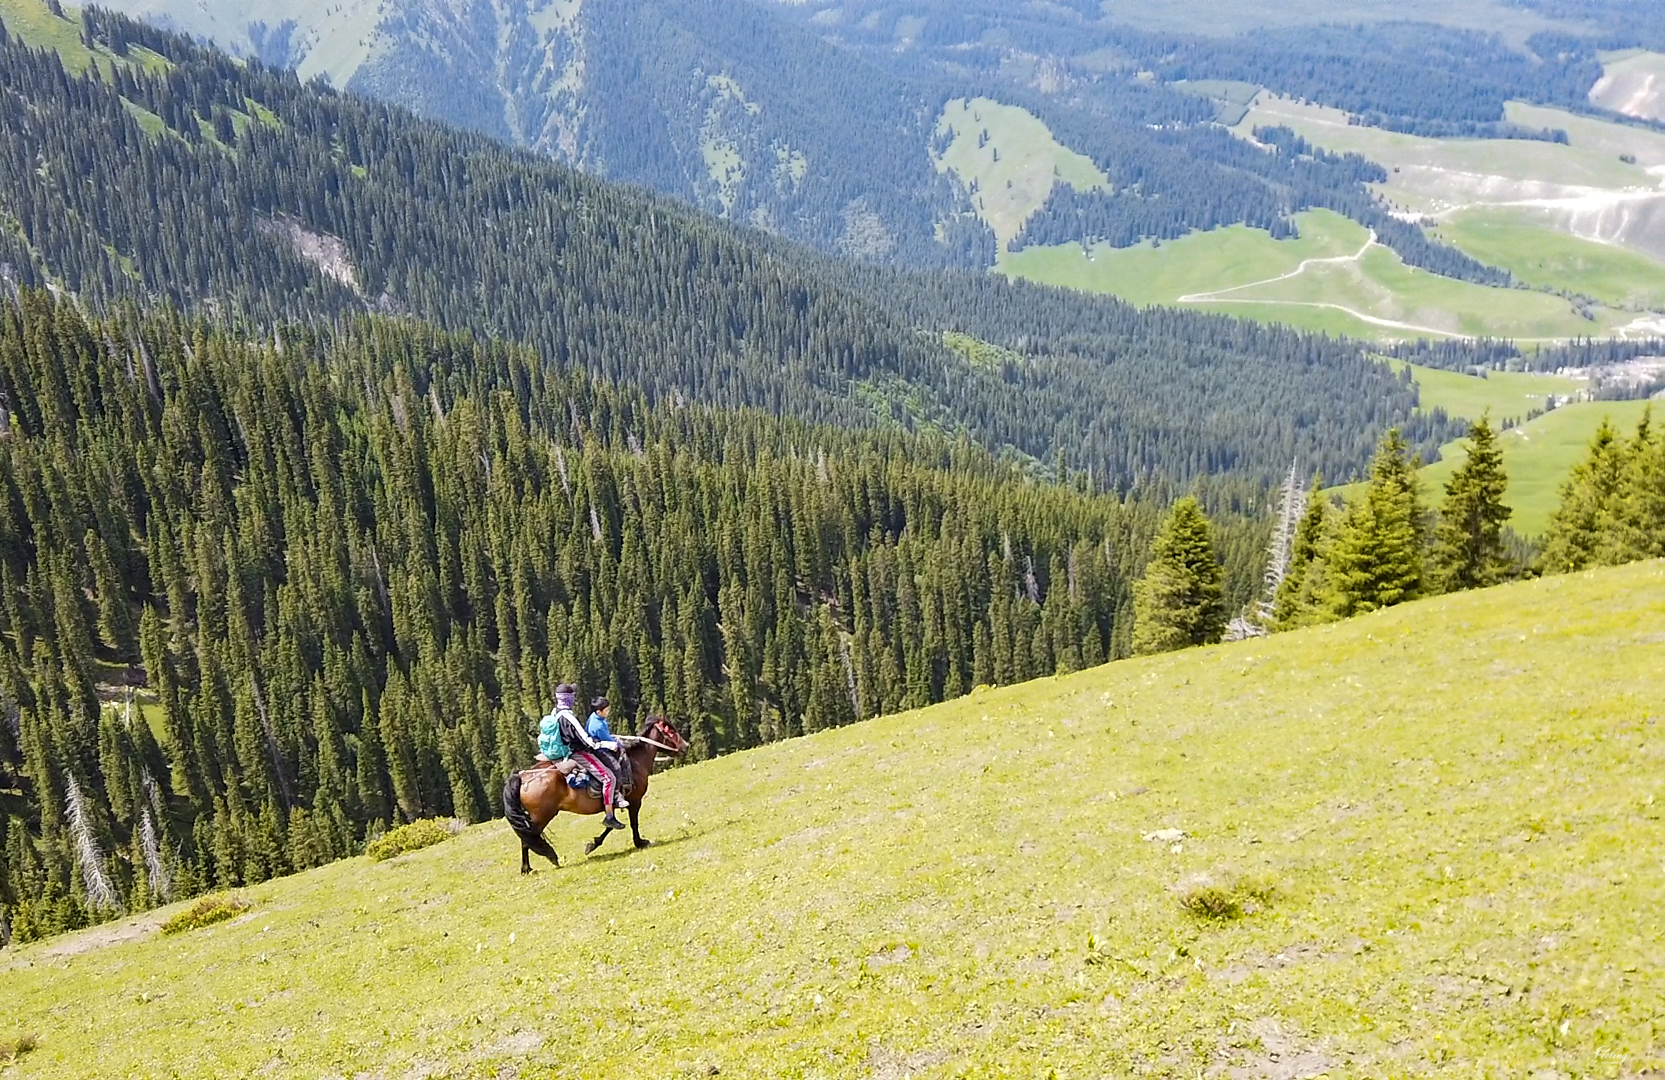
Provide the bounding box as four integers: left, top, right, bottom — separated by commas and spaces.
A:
500, 714, 688, 873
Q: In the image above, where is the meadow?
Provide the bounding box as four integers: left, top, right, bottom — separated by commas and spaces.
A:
1418, 398, 1655, 537
3, 562, 1661, 1078
999, 209, 1631, 340
934, 97, 1108, 248
1590, 50, 1665, 121
1432, 209, 1665, 310
1393, 361, 1583, 427
1095, 0, 1568, 42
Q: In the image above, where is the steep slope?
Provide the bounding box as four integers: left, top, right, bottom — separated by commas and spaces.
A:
0, 9, 1454, 489
3, 561, 1659, 1077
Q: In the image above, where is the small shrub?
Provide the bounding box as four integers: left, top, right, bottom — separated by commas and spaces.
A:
365, 818, 459, 862
0, 1032, 40, 1061
1176, 873, 1276, 922
160, 893, 251, 935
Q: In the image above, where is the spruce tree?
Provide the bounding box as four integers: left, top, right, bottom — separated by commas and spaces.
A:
1327, 429, 1424, 618
1598, 410, 1663, 565
1539, 419, 1629, 575
1430, 416, 1512, 593
1133, 497, 1226, 655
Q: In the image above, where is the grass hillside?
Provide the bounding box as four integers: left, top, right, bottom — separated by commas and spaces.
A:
1420, 399, 1655, 537
1000, 209, 1636, 340
1395, 361, 1583, 427
934, 97, 1108, 248
1591, 50, 1665, 121
4, 564, 1662, 1078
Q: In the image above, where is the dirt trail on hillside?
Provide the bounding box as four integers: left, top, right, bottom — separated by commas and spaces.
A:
1176, 232, 1469, 338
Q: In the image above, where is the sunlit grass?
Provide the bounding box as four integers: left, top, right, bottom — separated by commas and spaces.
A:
3, 563, 1661, 1077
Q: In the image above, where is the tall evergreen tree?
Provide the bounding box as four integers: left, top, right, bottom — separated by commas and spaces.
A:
1430, 416, 1512, 593
1132, 497, 1226, 655
1597, 409, 1664, 566
1327, 429, 1424, 618
1539, 419, 1629, 575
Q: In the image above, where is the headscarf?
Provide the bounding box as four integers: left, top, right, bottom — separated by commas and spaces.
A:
555, 683, 577, 713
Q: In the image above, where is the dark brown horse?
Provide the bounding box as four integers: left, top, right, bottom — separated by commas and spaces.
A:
501, 715, 688, 873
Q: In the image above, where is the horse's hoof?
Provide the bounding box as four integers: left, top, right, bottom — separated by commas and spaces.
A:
634, 838, 653, 849
583, 841, 598, 855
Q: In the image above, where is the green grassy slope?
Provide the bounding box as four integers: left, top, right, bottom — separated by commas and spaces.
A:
998, 208, 1364, 308
934, 97, 1107, 248
999, 209, 1632, 340
1420, 399, 1655, 536
5, 564, 1662, 1078
0, 0, 101, 71
1096, 0, 1571, 41
1395, 361, 1583, 426
1434, 208, 1665, 310
1590, 50, 1665, 121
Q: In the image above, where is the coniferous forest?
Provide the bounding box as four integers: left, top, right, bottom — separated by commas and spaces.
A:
0, 10, 1456, 492
0, 291, 1277, 941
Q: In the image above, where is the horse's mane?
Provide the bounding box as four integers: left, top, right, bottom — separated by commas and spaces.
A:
636, 714, 667, 738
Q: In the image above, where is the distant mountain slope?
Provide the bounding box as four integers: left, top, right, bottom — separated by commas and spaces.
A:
70, 0, 1621, 280
0, 6, 1456, 489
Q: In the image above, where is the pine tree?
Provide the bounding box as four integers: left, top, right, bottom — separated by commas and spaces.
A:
1597, 409, 1663, 565
1430, 416, 1512, 593
1132, 497, 1226, 655
1539, 419, 1629, 575
1327, 429, 1424, 618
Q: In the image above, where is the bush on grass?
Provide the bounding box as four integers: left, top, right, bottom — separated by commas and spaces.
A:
160, 894, 252, 935
366, 818, 460, 862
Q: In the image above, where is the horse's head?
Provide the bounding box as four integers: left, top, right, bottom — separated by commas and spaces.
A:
641, 714, 689, 755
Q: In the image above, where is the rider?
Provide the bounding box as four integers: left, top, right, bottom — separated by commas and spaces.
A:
537, 683, 579, 763
564, 694, 628, 831
587, 697, 633, 797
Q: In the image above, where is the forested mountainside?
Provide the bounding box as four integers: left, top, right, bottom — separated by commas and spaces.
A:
0, 12, 1456, 489
74, 0, 1614, 279
0, 292, 1271, 937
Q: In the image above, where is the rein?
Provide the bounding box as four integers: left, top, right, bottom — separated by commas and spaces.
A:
618, 735, 679, 753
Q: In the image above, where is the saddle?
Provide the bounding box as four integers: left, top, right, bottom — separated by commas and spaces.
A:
528, 756, 602, 791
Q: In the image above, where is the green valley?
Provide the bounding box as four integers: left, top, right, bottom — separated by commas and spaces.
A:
3, 562, 1661, 1078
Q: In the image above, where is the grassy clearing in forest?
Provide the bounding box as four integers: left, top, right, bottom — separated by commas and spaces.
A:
1000, 208, 1628, 340
1199, 241, 1632, 339
1394, 361, 1583, 426
998, 208, 1363, 308
3, 564, 1662, 1078
933, 97, 1107, 247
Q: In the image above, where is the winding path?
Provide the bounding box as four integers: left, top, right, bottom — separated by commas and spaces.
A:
1174, 231, 1468, 338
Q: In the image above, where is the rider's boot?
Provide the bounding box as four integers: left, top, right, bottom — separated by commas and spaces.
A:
603, 811, 625, 830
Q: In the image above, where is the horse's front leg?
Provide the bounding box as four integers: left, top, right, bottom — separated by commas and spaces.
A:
629, 801, 650, 849
584, 820, 612, 856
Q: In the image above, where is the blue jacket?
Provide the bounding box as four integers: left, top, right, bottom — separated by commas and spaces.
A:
587, 712, 614, 743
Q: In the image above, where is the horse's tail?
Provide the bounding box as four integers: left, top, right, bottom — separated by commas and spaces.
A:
502, 772, 558, 864
502, 771, 535, 836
